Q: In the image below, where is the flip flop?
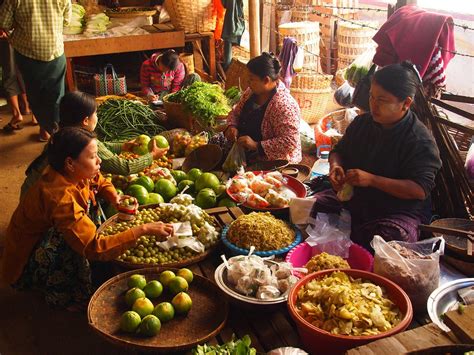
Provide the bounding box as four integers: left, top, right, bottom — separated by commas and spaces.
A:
3, 122, 23, 132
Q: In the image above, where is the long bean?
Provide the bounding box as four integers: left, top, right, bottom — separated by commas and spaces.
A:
96, 99, 165, 142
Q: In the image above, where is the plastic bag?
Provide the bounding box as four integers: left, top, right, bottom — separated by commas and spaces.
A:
305, 210, 352, 258
299, 119, 316, 153
185, 131, 209, 156
172, 130, 192, 157
268, 347, 308, 355
333, 81, 354, 107
293, 47, 304, 72
222, 142, 246, 172
371, 235, 445, 311
344, 47, 376, 87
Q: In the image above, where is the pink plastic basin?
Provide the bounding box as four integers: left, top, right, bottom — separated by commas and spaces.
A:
285, 242, 373, 277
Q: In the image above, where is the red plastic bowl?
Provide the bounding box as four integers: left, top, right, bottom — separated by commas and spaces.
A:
288, 269, 413, 354
226, 171, 307, 212
285, 242, 374, 277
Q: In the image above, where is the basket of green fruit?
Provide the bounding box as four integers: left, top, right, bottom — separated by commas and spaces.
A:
97, 195, 222, 269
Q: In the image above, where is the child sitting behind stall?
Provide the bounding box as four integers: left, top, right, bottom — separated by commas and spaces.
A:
140, 49, 200, 103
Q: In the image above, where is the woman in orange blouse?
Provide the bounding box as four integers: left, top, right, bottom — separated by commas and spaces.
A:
1, 127, 173, 309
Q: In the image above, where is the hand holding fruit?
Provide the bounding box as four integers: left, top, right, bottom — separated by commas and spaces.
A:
329, 165, 345, 191
148, 94, 159, 103
149, 139, 169, 160
122, 138, 139, 152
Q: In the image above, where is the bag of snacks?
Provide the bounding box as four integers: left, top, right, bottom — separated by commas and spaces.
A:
372, 235, 445, 311
185, 131, 209, 156
172, 130, 192, 157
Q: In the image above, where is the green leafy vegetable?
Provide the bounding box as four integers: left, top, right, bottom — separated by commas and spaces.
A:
96, 99, 165, 142
166, 82, 231, 129
192, 335, 257, 355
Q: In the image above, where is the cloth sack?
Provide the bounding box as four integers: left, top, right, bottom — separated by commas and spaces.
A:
94, 64, 127, 96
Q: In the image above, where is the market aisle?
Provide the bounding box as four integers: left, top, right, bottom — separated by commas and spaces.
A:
0, 104, 130, 354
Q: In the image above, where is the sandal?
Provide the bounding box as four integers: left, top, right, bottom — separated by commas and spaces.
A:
3, 121, 23, 132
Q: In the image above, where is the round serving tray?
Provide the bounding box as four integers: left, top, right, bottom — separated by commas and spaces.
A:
214, 261, 287, 306
97, 204, 221, 270
88, 267, 228, 352
221, 224, 302, 257
427, 278, 474, 332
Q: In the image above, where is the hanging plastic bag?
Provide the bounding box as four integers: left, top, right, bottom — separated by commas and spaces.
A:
222, 142, 246, 173
333, 81, 355, 108
299, 119, 316, 154
305, 210, 352, 258
185, 131, 209, 156
344, 47, 376, 87
371, 235, 445, 311
293, 46, 305, 73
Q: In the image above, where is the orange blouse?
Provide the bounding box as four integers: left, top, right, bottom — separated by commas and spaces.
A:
1, 167, 137, 285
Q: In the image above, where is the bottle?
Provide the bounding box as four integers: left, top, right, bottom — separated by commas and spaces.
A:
311, 151, 330, 178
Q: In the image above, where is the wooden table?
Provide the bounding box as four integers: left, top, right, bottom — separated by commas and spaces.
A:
63, 31, 185, 91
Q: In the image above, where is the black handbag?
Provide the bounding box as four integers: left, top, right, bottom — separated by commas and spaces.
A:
351, 64, 377, 112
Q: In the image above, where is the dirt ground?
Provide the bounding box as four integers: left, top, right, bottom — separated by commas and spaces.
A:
0, 104, 133, 355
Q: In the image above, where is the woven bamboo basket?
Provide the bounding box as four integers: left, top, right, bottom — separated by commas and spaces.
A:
290, 72, 333, 124
224, 57, 250, 91
337, 20, 377, 68
291, 5, 312, 22
179, 53, 195, 74
164, 0, 216, 33
278, 22, 320, 72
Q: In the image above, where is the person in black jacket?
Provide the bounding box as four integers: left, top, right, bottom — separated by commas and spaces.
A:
311, 61, 442, 251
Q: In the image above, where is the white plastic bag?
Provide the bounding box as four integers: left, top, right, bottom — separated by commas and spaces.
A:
371, 235, 445, 311
222, 142, 246, 172
305, 210, 352, 258
293, 47, 304, 72
344, 47, 376, 87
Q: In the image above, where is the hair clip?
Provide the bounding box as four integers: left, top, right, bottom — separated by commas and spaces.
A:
411, 63, 423, 83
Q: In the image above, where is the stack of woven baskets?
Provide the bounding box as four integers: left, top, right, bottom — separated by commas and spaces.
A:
337, 20, 377, 68
164, 0, 216, 33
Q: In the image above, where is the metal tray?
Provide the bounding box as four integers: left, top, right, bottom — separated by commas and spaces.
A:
427, 278, 474, 332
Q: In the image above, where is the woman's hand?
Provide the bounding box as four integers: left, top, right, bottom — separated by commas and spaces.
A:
122, 138, 139, 152
149, 139, 169, 160
237, 136, 258, 151
141, 222, 174, 241
329, 165, 345, 191
345, 169, 374, 187
225, 126, 239, 142
148, 94, 159, 103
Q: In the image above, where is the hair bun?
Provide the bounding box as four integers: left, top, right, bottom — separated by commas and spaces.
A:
273, 57, 281, 72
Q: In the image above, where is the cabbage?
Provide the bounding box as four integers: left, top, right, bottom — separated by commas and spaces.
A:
64, 4, 86, 35
63, 26, 84, 35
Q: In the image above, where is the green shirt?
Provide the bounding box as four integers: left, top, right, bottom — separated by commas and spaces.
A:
0, 0, 71, 61
20, 140, 154, 199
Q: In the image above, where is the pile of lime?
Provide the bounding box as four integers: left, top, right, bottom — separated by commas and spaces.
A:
120, 269, 194, 337
99, 201, 219, 265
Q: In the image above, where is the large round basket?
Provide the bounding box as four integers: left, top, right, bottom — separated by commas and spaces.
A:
224, 57, 250, 91
97, 204, 221, 270
337, 20, 377, 68
278, 22, 320, 72
164, 0, 216, 33
88, 267, 228, 352
290, 71, 333, 124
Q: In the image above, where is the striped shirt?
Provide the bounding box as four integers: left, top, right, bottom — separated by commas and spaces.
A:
20, 140, 153, 199
0, 0, 71, 61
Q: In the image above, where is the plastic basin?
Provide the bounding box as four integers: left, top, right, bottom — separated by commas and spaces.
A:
287, 269, 413, 354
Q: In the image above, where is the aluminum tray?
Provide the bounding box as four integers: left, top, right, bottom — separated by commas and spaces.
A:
427, 278, 474, 332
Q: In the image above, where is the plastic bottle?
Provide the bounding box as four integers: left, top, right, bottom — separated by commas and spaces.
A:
310, 151, 330, 178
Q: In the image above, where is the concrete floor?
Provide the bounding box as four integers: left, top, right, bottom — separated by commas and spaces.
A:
0, 104, 131, 355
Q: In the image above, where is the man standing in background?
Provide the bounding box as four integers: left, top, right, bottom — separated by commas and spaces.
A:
0, 0, 71, 141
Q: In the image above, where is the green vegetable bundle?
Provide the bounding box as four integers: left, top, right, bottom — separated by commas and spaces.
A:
225, 86, 242, 106
96, 99, 165, 142
166, 82, 231, 128
192, 335, 257, 355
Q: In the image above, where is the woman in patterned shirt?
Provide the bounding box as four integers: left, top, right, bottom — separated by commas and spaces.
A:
224, 53, 302, 164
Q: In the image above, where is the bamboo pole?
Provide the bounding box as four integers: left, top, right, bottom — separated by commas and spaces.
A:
249, 0, 261, 57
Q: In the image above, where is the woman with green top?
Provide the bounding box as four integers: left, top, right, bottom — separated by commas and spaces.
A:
21, 91, 168, 198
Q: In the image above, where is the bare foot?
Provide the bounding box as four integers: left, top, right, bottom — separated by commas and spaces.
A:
39, 128, 50, 142
31, 115, 38, 125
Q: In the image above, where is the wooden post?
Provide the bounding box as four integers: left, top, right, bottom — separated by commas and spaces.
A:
249, 0, 261, 57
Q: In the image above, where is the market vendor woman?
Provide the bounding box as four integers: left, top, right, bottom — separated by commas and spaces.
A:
313, 61, 441, 250
140, 49, 199, 103
1, 127, 173, 309
224, 52, 302, 163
